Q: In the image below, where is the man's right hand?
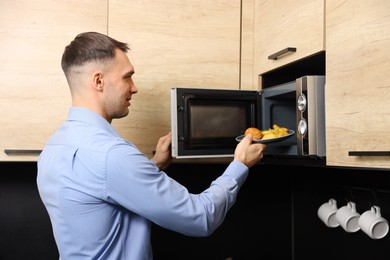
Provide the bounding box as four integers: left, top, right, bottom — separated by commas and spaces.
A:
233, 134, 266, 168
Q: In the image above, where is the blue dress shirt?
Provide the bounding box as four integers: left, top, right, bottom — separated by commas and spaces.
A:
37, 107, 249, 260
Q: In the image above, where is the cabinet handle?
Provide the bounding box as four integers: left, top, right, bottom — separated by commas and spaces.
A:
4, 149, 42, 155
268, 47, 297, 60
348, 151, 390, 156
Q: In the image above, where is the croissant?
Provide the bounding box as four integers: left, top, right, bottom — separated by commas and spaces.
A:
244, 127, 263, 140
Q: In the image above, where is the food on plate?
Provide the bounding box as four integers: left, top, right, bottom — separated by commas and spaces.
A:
244, 127, 263, 140
244, 124, 289, 140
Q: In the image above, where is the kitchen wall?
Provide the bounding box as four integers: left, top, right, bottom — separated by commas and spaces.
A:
1, 162, 389, 260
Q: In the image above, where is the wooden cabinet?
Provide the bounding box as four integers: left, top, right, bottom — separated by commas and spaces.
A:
108, 0, 242, 158
253, 0, 325, 87
325, 0, 390, 169
4, 0, 388, 169
0, 0, 242, 161
0, 0, 108, 161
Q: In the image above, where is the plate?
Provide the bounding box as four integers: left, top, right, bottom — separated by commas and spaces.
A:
235, 129, 295, 144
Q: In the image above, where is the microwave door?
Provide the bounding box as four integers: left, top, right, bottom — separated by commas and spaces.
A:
171, 87, 179, 158
171, 87, 260, 159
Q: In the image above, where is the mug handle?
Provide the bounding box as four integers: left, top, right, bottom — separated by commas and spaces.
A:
372, 205, 381, 217
347, 201, 356, 212
329, 198, 337, 208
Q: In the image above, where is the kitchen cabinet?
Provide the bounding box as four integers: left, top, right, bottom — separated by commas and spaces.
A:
253, 0, 325, 87
0, 0, 241, 161
0, 0, 107, 161
325, 0, 390, 169
7, 0, 388, 169
108, 0, 242, 158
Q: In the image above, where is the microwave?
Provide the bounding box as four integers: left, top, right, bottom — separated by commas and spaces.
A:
171, 75, 326, 159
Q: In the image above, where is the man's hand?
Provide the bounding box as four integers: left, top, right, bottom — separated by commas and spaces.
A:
152, 132, 173, 171
234, 134, 266, 168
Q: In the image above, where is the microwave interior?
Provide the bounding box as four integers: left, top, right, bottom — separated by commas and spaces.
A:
171, 83, 297, 158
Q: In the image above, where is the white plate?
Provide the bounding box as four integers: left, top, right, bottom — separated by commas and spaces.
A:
235, 129, 295, 144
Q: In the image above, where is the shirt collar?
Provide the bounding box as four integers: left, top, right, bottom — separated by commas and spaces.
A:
67, 107, 121, 138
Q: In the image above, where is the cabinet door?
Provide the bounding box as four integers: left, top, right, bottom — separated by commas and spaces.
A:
108, 0, 242, 158
0, 0, 108, 161
254, 0, 324, 78
326, 0, 390, 169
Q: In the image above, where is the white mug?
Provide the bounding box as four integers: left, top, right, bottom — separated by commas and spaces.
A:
318, 198, 339, 228
336, 201, 360, 232
358, 205, 389, 239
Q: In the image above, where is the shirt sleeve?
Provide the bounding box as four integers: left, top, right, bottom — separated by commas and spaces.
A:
104, 142, 249, 237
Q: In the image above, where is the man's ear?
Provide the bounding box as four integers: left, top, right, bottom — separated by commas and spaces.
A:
93, 72, 104, 91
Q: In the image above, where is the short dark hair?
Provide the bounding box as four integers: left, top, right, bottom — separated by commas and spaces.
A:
61, 32, 130, 75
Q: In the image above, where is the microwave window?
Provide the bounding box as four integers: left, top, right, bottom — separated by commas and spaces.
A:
189, 105, 247, 139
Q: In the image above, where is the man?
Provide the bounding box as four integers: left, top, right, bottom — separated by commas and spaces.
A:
37, 31, 266, 259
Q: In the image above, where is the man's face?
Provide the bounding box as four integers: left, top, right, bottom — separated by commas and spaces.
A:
102, 49, 138, 121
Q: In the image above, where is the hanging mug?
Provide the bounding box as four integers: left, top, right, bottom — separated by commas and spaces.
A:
336, 201, 360, 233
358, 205, 389, 239
318, 198, 339, 228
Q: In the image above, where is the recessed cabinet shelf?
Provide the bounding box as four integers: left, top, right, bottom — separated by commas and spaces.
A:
261, 51, 325, 88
